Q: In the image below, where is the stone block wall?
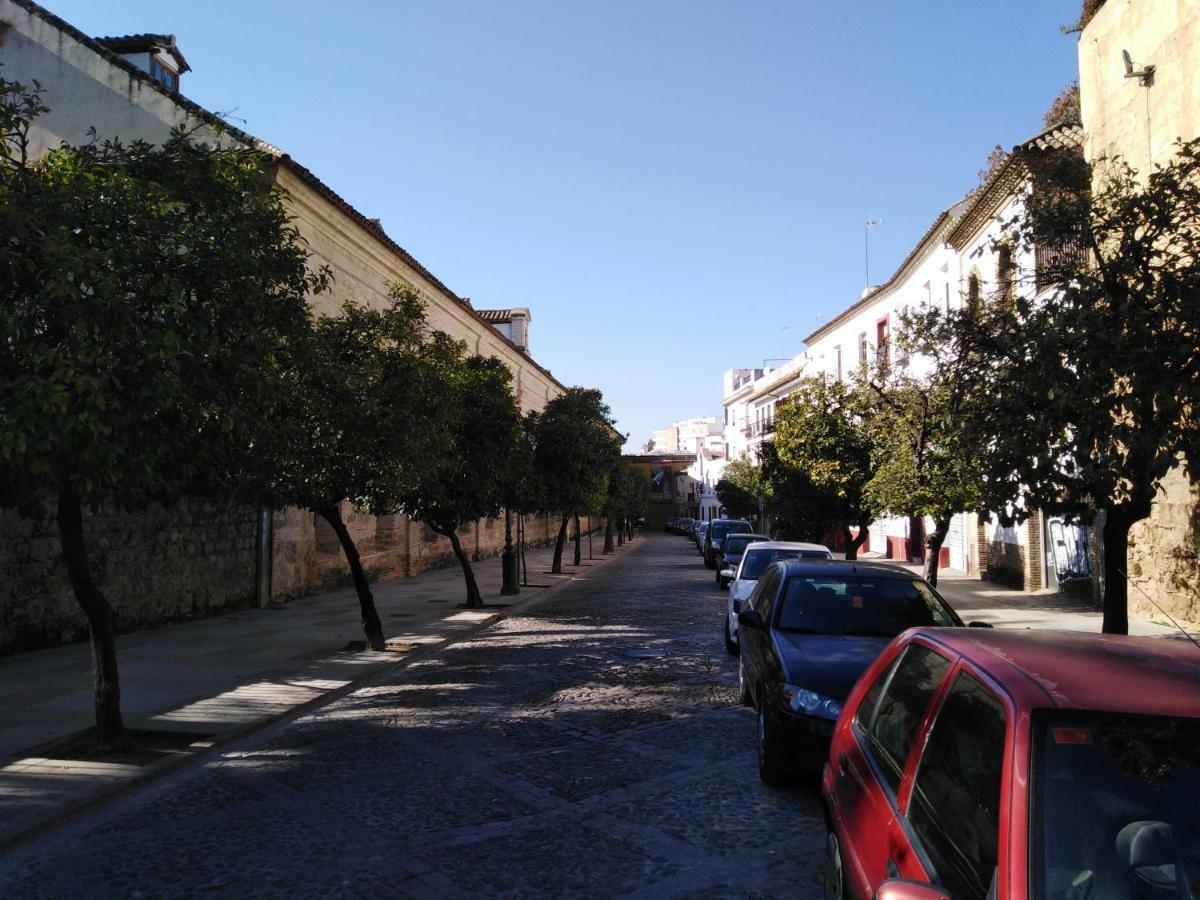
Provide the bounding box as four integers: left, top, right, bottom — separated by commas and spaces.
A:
0, 499, 258, 656
3, 501, 585, 656
1127, 466, 1200, 628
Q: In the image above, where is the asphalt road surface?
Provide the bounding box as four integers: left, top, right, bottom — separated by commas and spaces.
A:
1, 532, 827, 899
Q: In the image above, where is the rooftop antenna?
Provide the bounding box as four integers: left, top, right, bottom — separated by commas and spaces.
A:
865, 216, 883, 287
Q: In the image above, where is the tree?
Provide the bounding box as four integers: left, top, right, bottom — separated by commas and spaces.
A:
269, 288, 437, 649
769, 377, 879, 558
400, 337, 525, 608
533, 389, 623, 573
1043, 82, 1081, 130
0, 81, 323, 747
865, 371, 982, 587
716, 457, 769, 526
913, 139, 1200, 632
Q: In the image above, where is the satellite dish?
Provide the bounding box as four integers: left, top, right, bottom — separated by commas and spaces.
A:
1122, 48, 1134, 75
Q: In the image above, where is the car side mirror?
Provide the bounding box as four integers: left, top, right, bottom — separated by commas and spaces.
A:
721, 568, 734, 580
737, 609, 765, 630
967, 620, 994, 628
874, 879, 951, 900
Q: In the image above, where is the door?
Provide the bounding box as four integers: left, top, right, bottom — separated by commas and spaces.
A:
834, 642, 952, 895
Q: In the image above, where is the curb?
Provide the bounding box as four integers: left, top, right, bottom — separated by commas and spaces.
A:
0, 538, 644, 853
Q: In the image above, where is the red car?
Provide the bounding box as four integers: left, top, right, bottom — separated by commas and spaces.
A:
822, 628, 1200, 900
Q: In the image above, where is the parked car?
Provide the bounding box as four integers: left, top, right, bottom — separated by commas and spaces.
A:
664, 516, 679, 533
723, 541, 832, 652
736, 560, 962, 785
822, 628, 1200, 900
704, 518, 753, 568
714, 532, 771, 589
676, 517, 695, 536
695, 522, 709, 554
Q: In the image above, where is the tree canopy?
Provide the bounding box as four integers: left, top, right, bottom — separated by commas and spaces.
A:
769, 377, 878, 558
911, 139, 1200, 631
0, 79, 324, 746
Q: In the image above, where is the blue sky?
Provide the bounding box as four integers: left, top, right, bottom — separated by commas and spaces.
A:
49, 0, 1082, 450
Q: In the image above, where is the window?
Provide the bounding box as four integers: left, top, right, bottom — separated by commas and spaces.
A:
996, 244, 1015, 311
908, 673, 1007, 900
834, 345, 842, 382
876, 317, 890, 372
750, 565, 783, 620
966, 273, 981, 316
150, 59, 178, 92
776, 575, 958, 636
862, 644, 951, 795
858, 332, 869, 370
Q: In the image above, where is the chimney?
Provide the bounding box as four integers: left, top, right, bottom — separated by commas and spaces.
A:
510, 308, 531, 352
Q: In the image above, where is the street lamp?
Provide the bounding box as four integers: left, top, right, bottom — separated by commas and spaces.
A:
501, 507, 519, 595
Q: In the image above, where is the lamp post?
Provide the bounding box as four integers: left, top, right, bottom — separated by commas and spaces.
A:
501, 507, 519, 595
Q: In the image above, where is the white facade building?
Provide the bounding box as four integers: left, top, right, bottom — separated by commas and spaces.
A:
650, 417, 723, 456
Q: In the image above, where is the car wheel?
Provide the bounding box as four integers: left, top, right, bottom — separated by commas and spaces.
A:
824, 831, 847, 900
724, 618, 739, 656
737, 655, 753, 706
757, 700, 790, 786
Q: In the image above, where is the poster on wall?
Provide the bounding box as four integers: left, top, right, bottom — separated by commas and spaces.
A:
649, 464, 672, 498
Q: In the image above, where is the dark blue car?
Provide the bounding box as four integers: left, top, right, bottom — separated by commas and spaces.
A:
736, 560, 963, 785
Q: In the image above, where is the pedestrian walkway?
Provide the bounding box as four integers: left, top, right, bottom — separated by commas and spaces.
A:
0, 533, 634, 848
892, 563, 1195, 638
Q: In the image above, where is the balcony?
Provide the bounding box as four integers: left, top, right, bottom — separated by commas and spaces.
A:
1035, 238, 1087, 291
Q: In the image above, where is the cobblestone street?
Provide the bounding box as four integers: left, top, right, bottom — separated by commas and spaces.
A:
0, 533, 826, 899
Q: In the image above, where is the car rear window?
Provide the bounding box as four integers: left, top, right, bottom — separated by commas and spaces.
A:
775, 575, 958, 635
1032, 711, 1200, 900
739, 548, 828, 580
710, 521, 751, 541
723, 535, 758, 556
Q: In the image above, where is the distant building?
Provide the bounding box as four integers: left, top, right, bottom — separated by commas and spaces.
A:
650, 417, 723, 456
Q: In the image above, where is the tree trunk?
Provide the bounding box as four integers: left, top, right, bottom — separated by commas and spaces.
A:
573, 513, 582, 565
318, 505, 386, 650
551, 517, 569, 573
57, 488, 130, 750
626, 517, 634, 542
617, 520, 625, 546
444, 527, 483, 609
842, 524, 868, 561
923, 516, 952, 587
1101, 509, 1133, 635
603, 516, 615, 553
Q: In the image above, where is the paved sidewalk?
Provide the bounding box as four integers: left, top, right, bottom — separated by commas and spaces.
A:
891, 563, 1195, 638
0, 533, 634, 847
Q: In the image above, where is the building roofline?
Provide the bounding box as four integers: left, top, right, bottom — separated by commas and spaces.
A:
10, 0, 567, 395
946, 122, 1085, 250
802, 206, 959, 346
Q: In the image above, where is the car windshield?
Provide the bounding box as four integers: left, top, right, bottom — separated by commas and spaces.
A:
774, 575, 957, 635
723, 536, 758, 556
739, 548, 828, 580
1034, 712, 1200, 900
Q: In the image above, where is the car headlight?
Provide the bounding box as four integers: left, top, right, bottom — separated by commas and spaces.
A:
781, 684, 842, 720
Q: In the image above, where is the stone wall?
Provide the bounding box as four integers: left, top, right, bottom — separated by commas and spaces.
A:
0, 499, 258, 656
2, 501, 579, 656
1127, 467, 1200, 628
